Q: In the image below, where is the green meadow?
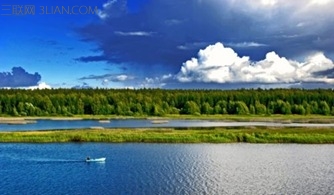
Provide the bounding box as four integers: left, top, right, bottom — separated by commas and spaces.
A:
1, 127, 334, 144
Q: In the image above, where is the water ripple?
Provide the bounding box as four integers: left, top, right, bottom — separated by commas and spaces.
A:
1, 143, 334, 194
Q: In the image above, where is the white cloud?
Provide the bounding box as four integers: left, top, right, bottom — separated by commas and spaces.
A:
162, 74, 173, 80
102, 0, 117, 8
177, 42, 211, 50
226, 42, 267, 48
140, 74, 173, 88
115, 74, 128, 81
97, 0, 127, 19
27, 82, 52, 90
222, 0, 334, 20
261, 0, 277, 6
102, 79, 109, 86
177, 42, 334, 84
97, 0, 116, 19
100, 74, 133, 86
114, 31, 154, 36
231, 0, 333, 8
310, 0, 331, 5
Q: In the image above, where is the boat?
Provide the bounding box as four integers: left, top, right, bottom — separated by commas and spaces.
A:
85, 157, 106, 162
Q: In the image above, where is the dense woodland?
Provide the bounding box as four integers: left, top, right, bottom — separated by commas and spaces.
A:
0, 88, 334, 116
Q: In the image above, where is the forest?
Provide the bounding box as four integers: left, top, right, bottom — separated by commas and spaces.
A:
0, 88, 334, 117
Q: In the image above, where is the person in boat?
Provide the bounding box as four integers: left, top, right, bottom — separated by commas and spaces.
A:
86, 156, 90, 160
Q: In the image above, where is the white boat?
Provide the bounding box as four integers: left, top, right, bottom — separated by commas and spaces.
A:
85, 157, 106, 162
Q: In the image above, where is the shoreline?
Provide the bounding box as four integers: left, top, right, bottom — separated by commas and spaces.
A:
1, 127, 334, 144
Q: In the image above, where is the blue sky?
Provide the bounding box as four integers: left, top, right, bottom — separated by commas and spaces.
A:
1, 0, 334, 89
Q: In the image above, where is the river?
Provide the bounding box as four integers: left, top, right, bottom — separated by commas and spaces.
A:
2, 119, 334, 131
1, 143, 333, 194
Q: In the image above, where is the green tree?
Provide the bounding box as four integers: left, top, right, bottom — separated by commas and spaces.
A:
292, 105, 306, 115
310, 101, 319, 114
249, 105, 256, 114
255, 101, 267, 115
183, 101, 201, 115
302, 101, 311, 115
201, 102, 213, 115
216, 100, 228, 114
151, 104, 165, 116
331, 107, 334, 116
235, 101, 249, 115
319, 101, 330, 115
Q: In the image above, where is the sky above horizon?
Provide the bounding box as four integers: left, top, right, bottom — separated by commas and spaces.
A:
1, 0, 334, 89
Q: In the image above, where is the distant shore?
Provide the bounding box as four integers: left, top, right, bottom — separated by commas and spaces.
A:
1, 127, 334, 144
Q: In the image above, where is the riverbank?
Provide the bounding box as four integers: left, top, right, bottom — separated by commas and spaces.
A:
0, 117, 37, 125
1, 127, 334, 144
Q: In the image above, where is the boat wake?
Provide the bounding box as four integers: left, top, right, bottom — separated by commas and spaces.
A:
27, 158, 85, 164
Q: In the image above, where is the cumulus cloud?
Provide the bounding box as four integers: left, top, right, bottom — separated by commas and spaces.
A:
177, 42, 334, 84
261, 0, 277, 6
310, 0, 331, 5
0, 67, 41, 88
27, 82, 52, 90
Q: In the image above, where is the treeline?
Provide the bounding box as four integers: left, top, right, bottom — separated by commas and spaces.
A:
0, 88, 334, 116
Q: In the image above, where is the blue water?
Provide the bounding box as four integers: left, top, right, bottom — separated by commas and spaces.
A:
1, 143, 334, 194
2, 119, 334, 131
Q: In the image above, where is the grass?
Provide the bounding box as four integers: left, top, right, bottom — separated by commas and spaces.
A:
1, 127, 334, 144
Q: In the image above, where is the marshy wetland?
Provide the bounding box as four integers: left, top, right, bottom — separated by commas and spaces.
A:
1, 115, 334, 144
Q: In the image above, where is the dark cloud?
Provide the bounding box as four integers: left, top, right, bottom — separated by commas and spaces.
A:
313, 68, 334, 78
75, 55, 108, 63
77, 0, 246, 75
0, 67, 41, 87
76, 0, 334, 87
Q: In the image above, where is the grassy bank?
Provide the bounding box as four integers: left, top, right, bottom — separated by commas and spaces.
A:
1, 127, 334, 144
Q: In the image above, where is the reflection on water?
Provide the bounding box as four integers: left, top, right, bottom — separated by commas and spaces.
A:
2, 119, 334, 131
1, 143, 334, 194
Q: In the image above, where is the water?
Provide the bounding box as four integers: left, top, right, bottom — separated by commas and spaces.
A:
2, 119, 334, 131
1, 143, 334, 194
